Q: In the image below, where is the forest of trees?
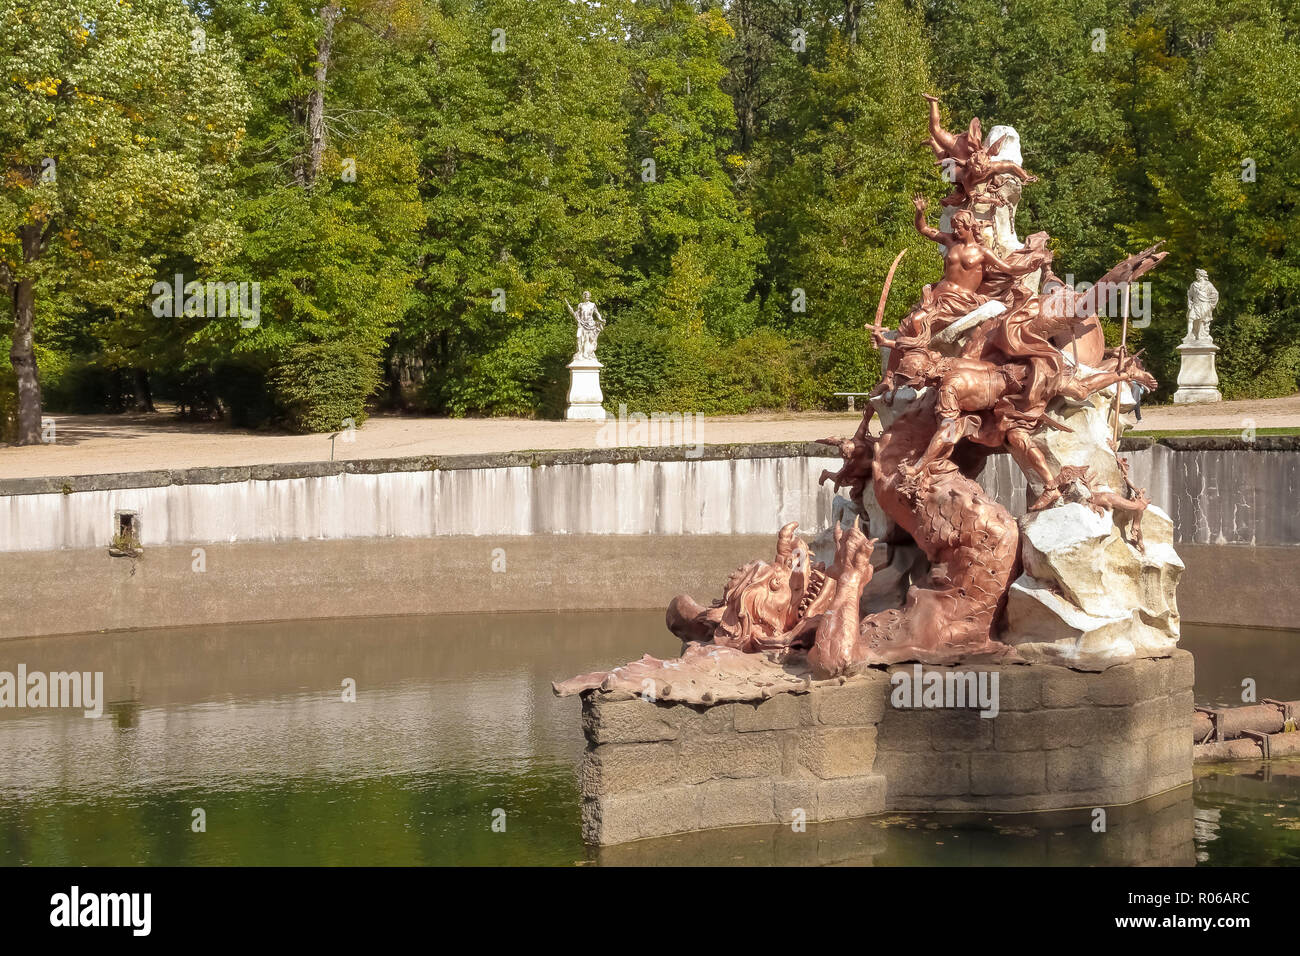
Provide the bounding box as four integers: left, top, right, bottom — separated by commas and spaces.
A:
3, 0, 1298, 441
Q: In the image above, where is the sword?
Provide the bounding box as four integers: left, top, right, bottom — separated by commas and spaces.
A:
869, 248, 909, 341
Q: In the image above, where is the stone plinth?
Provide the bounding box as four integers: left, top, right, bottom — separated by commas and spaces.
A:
1172, 340, 1221, 404
577, 651, 1193, 845
875, 652, 1194, 812
565, 357, 607, 420
579, 671, 890, 845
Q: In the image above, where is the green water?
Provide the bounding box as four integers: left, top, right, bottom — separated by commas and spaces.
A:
0, 614, 1295, 866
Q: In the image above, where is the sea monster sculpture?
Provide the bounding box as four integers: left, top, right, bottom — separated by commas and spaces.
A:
665, 95, 1169, 677
558, 95, 1173, 697
667, 519, 877, 660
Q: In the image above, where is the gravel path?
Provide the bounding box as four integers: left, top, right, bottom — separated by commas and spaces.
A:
1, 395, 1296, 481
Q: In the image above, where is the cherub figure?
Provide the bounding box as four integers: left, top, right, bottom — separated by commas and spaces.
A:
817, 435, 876, 505
941, 132, 1037, 207
1082, 482, 1151, 552
922, 93, 981, 162
1069, 441, 1152, 551
816, 411, 877, 507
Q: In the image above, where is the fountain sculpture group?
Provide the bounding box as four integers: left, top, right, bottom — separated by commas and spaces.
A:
556, 96, 1193, 845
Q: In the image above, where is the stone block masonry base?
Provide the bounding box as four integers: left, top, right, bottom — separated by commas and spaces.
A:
577, 650, 1194, 845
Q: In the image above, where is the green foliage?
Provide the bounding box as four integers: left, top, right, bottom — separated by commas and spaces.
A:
4, 0, 1299, 433
601, 320, 873, 414
1, 0, 249, 439
625, 2, 764, 340
271, 341, 381, 432
41, 355, 130, 413
1217, 311, 1300, 399
0, 0, 250, 288
434, 319, 573, 418
751, 0, 936, 339
190, 1, 425, 430
403, 0, 640, 413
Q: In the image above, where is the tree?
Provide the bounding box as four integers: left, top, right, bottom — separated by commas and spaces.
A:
0, 0, 248, 443
625, 0, 764, 342
403, 0, 640, 416
742, 0, 932, 398
198, 0, 426, 430
1125, 1, 1300, 397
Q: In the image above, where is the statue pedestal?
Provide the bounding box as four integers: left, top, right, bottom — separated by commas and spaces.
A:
566, 357, 607, 420
573, 652, 1193, 847
1172, 340, 1222, 404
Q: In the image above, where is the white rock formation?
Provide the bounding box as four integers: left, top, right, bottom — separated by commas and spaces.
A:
1034, 385, 1133, 497
999, 372, 1185, 663
1005, 501, 1183, 663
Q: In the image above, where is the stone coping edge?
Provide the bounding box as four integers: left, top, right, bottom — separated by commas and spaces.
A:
2, 435, 1297, 497
0, 441, 831, 496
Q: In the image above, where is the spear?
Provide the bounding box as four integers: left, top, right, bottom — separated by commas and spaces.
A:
1112, 280, 1130, 444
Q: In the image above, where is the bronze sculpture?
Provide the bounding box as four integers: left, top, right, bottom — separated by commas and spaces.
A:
661, 95, 1171, 677
556, 95, 1177, 698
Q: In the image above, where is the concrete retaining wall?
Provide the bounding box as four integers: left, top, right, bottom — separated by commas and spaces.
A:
0, 445, 837, 552
2, 537, 1290, 640
2, 438, 1298, 553
0, 534, 774, 640
0, 439, 1295, 639
578, 650, 1194, 845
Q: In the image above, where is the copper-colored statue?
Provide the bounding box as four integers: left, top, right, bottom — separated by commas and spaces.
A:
923, 93, 1036, 208
942, 133, 1038, 207
884, 198, 1047, 353
1076, 442, 1151, 552
667, 519, 877, 660
659, 95, 1169, 678
816, 416, 876, 505
923, 93, 980, 162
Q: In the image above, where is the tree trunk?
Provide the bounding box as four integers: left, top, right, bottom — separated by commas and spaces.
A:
736, 0, 756, 152
304, 3, 339, 188
384, 353, 408, 411
8, 224, 43, 445
844, 0, 861, 43
132, 368, 155, 413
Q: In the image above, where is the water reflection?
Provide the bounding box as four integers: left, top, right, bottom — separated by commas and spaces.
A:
597, 788, 1196, 866
0, 615, 1295, 865
1193, 759, 1300, 866
1180, 624, 1300, 708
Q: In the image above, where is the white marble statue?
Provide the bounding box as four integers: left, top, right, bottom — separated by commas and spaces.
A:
566, 292, 605, 361
564, 291, 607, 419
1173, 268, 1222, 404
1185, 269, 1218, 343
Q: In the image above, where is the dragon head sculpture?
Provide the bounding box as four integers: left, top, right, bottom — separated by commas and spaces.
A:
665, 522, 836, 655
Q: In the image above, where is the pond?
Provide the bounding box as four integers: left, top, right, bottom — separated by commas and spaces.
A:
0, 613, 1296, 865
